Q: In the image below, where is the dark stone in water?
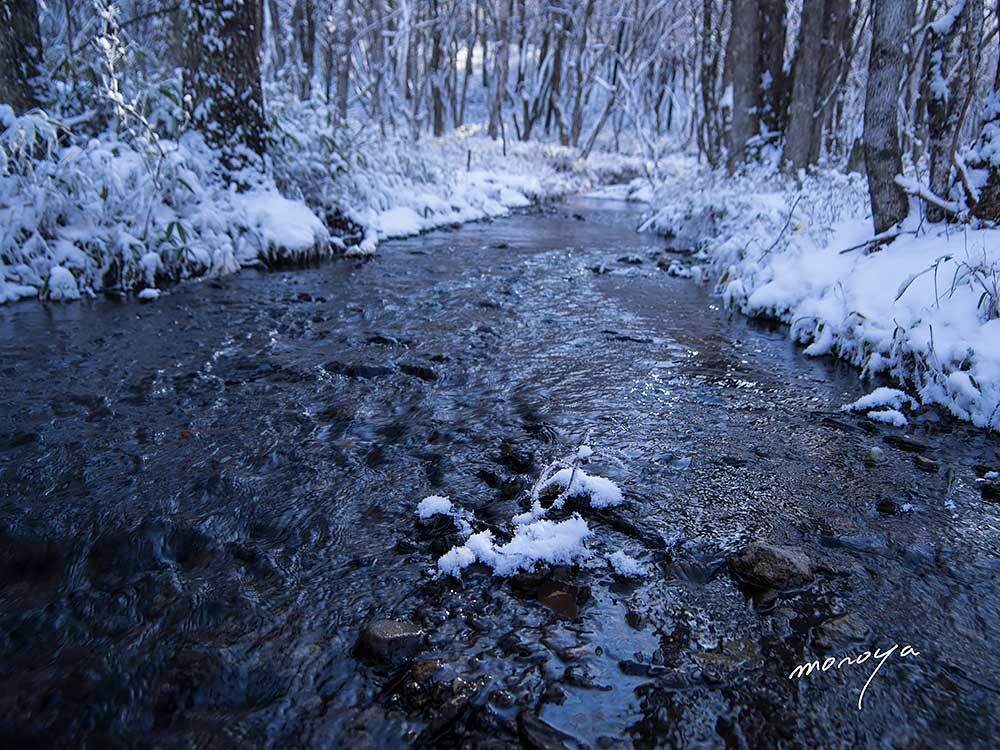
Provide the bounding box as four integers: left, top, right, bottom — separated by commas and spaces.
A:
518, 709, 576, 750
324, 361, 393, 379
813, 613, 870, 650
980, 479, 1000, 503
356, 619, 425, 664
876, 497, 899, 515
500, 441, 535, 473
400, 363, 438, 381
617, 256, 643, 265
728, 542, 813, 590
884, 434, 930, 453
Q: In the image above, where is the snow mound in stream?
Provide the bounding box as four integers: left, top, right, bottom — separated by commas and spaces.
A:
424, 444, 640, 579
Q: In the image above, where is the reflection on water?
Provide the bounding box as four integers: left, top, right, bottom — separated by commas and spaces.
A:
1, 200, 998, 747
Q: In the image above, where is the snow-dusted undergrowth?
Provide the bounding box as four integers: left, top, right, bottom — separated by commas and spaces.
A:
1, 99, 641, 304
421, 444, 643, 579
642, 156, 1000, 429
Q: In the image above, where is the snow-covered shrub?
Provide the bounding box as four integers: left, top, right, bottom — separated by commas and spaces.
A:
643, 157, 1000, 428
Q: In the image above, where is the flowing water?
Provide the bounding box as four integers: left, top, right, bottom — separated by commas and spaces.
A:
1, 199, 998, 748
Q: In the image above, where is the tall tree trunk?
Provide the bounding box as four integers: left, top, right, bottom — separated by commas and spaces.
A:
336, 0, 354, 120
926, 0, 982, 222
488, 0, 511, 139
429, 0, 445, 136
971, 1, 1000, 221
864, 0, 915, 234
758, 0, 788, 135
783, 0, 826, 173
0, 0, 43, 115
808, 0, 851, 164
180, 0, 266, 174
729, 0, 760, 169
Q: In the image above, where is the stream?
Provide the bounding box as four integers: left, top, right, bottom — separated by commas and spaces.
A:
1, 198, 998, 748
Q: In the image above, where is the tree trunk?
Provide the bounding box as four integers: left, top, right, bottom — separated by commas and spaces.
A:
758, 0, 788, 135
0, 0, 43, 115
336, 0, 353, 120
926, 0, 982, 222
971, 1, 1000, 221
180, 0, 267, 174
728, 0, 760, 169
783, 0, 826, 173
808, 0, 851, 164
488, 0, 511, 139
864, 0, 915, 234
429, 0, 445, 136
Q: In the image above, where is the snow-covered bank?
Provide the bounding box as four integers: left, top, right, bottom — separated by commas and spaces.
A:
642, 157, 1000, 429
1, 103, 642, 304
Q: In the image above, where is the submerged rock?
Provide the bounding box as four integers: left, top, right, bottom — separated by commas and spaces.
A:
518, 709, 576, 750
728, 542, 813, 590
356, 619, 425, 664
813, 613, 870, 650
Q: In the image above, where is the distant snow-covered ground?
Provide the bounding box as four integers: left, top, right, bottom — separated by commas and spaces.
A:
642, 155, 1000, 429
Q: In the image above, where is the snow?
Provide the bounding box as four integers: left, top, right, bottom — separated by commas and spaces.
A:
539, 467, 625, 510
416, 495, 453, 519
866, 409, 908, 427
642, 157, 1000, 429
137, 288, 160, 301
841, 387, 915, 413
437, 517, 592, 577
46, 266, 80, 301
608, 550, 647, 578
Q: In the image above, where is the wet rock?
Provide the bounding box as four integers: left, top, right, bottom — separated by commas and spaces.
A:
511, 574, 591, 619
618, 659, 668, 677
499, 441, 535, 473
617, 255, 643, 265
884, 434, 930, 453
366, 334, 401, 347
541, 683, 567, 705
728, 542, 813, 590
821, 533, 887, 554
324, 361, 393, 379
625, 607, 646, 630
492, 241, 510, 249
518, 709, 575, 750
980, 478, 1000, 503
563, 665, 611, 690
400, 363, 438, 381
590, 264, 610, 274
0, 431, 37, 450
876, 497, 899, 515
813, 613, 870, 650
356, 619, 425, 664
572, 213, 585, 221
501, 475, 528, 500
863, 446, 886, 466
915, 455, 940, 473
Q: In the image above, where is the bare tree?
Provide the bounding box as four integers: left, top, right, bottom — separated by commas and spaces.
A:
864, 0, 916, 234
0, 0, 44, 114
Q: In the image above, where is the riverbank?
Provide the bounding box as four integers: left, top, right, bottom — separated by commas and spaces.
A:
0, 106, 641, 305
641, 157, 1000, 429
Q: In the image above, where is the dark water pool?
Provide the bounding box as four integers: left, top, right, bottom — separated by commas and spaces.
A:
1, 199, 998, 748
